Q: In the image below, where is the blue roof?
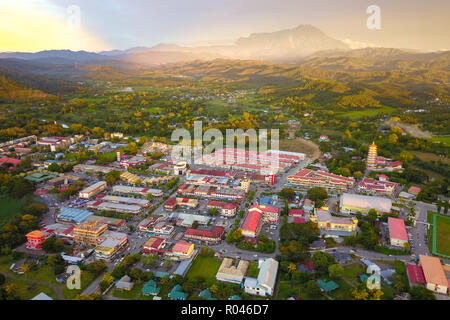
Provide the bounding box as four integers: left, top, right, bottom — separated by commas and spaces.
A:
58, 207, 93, 223
260, 197, 273, 204
174, 259, 193, 277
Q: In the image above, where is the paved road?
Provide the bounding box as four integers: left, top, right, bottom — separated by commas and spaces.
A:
0, 271, 65, 300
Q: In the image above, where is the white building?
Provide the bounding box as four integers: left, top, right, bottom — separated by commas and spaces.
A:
79, 181, 107, 199
244, 258, 278, 296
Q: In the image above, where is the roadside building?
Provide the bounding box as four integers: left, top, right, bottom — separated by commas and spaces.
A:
112, 185, 163, 197
287, 169, 355, 191
120, 171, 141, 184
248, 205, 279, 223
408, 186, 422, 195
184, 226, 225, 243
116, 275, 134, 291
207, 201, 238, 217
244, 258, 278, 296
357, 177, 398, 196
216, 258, 249, 284
388, 217, 408, 248
171, 241, 195, 259
96, 194, 150, 207
94, 232, 128, 261
79, 181, 107, 199
241, 210, 263, 238
86, 200, 143, 214
310, 209, 358, 237
25, 230, 46, 250
57, 207, 93, 223
73, 220, 108, 245
73, 164, 115, 174
419, 254, 448, 294
142, 237, 167, 254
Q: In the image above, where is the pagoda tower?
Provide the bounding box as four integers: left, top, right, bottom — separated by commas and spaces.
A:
366, 141, 377, 170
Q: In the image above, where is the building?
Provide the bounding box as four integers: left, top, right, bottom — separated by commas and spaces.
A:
175, 213, 211, 227
216, 258, 249, 284
357, 177, 398, 196
142, 280, 160, 296
120, 171, 141, 184
408, 186, 422, 195
310, 209, 358, 237
57, 207, 93, 223
116, 275, 134, 291
169, 284, 188, 300
184, 226, 225, 243
287, 169, 355, 191
388, 217, 408, 248
73, 220, 108, 245
25, 230, 46, 250
137, 217, 158, 232
36, 136, 73, 151
248, 205, 279, 223
24, 171, 58, 183
86, 200, 143, 214
73, 164, 116, 174
112, 185, 163, 197
174, 161, 187, 176
96, 194, 150, 207
84, 215, 126, 230
142, 236, 167, 254
79, 181, 107, 199
164, 197, 198, 211
244, 258, 279, 296
207, 201, 238, 217
171, 241, 195, 259
406, 264, 426, 286
241, 210, 263, 238
340, 193, 392, 215
146, 221, 175, 238
366, 141, 377, 170
94, 232, 128, 261
419, 254, 448, 294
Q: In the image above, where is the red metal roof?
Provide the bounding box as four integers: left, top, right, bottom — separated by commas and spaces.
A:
388, 217, 408, 242
242, 210, 262, 233
289, 209, 305, 217
406, 264, 426, 284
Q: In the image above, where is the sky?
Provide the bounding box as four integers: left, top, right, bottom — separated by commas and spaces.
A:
0, 0, 449, 52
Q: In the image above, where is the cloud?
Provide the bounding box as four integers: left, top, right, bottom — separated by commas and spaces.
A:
0, 1, 110, 52
340, 38, 380, 50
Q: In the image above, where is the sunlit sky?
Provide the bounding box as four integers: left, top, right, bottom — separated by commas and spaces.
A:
1, 0, 449, 52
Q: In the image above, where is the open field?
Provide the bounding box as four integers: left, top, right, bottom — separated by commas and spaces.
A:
185, 255, 221, 282
2, 278, 58, 300
112, 283, 143, 299
336, 106, 396, 120
279, 138, 320, 158
429, 136, 450, 146
434, 214, 450, 257
0, 195, 22, 225
411, 151, 450, 165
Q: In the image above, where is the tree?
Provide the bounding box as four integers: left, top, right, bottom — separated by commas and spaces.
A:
388, 133, 398, 144
410, 286, 436, 300
305, 280, 322, 299
352, 287, 369, 300
312, 251, 336, 273
399, 151, 414, 163
5, 283, 18, 296
279, 188, 295, 200
0, 273, 5, 286
42, 238, 64, 253
328, 264, 344, 279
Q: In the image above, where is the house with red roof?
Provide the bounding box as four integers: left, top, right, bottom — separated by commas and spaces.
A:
357, 177, 398, 196
0, 157, 22, 166
184, 226, 225, 243
207, 201, 238, 217
171, 241, 195, 259
406, 264, 426, 285
26, 230, 46, 250
142, 236, 167, 254
241, 210, 263, 238
248, 205, 279, 223
408, 186, 422, 195
388, 217, 409, 248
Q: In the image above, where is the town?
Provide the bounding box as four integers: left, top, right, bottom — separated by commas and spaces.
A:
0, 130, 448, 301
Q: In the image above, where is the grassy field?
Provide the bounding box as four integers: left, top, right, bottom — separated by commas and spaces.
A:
336, 106, 396, 120
279, 138, 320, 158
0, 195, 22, 225
2, 278, 58, 300
185, 255, 221, 282
246, 262, 259, 278
411, 151, 450, 165
429, 136, 450, 146
435, 214, 450, 257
